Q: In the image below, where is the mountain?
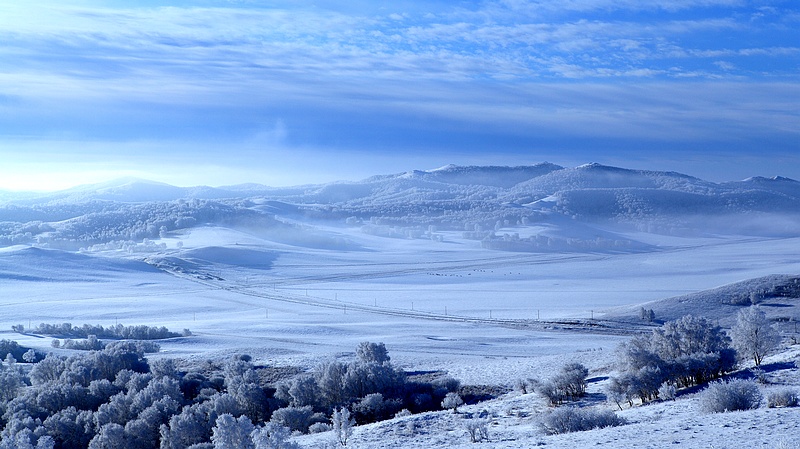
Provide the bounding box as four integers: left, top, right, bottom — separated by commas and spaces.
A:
0, 163, 798, 250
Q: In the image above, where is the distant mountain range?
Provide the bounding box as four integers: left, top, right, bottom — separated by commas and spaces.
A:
0, 163, 798, 250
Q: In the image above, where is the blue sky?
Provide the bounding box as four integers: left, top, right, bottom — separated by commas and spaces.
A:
0, 0, 798, 190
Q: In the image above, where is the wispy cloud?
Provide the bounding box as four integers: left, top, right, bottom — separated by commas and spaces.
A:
0, 1, 797, 187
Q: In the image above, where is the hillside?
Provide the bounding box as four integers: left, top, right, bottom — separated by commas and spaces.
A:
604, 274, 800, 327
0, 163, 799, 252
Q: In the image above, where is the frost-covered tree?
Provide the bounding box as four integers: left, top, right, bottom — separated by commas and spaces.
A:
23, 349, 37, 363
441, 392, 463, 413
269, 406, 316, 434
88, 423, 129, 449
251, 422, 300, 449
539, 363, 589, 405
611, 315, 736, 406
286, 375, 321, 409
730, 306, 781, 367
0, 365, 25, 403
42, 406, 95, 449
356, 342, 390, 365
315, 360, 347, 408
0, 430, 55, 449
639, 307, 655, 322
211, 414, 255, 449
331, 407, 354, 447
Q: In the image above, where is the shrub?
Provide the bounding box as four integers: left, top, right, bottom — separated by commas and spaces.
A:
251, 422, 300, 449
269, 406, 314, 433
540, 407, 626, 435
539, 363, 588, 405
441, 392, 464, 413
767, 389, 799, 408
464, 418, 490, 443
700, 379, 762, 413
353, 393, 402, 423
658, 383, 676, 401
308, 422, 331, 434
514, 378, 538, 394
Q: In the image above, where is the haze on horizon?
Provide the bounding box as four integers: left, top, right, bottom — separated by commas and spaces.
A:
0, 1, 798, 191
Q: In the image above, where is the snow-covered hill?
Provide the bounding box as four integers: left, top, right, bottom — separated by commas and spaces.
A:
1, 163, 799, 251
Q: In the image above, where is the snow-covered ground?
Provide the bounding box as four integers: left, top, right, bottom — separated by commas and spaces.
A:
3, 225, 799, 374
1, 165, 799, 448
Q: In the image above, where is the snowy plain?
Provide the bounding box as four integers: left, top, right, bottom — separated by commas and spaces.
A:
0, 163, 799, 448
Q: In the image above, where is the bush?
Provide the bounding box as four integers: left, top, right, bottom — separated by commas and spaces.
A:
699, 379, 762, 413
540, 407, 626, 435
658, 383, 676, 401
767, 389, 799, 408
33, 322, 184, 340
514, 378, 538, 395
539, 363, 588, 405
441, 392, 464, 413
464, 418, 490, 443
308, 422, 331, 434
269, 406, 315, 433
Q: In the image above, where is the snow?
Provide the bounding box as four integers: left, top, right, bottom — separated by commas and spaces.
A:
1, 163, 800, 448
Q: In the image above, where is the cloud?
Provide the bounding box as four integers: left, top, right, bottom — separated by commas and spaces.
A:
0, 0, 797, 189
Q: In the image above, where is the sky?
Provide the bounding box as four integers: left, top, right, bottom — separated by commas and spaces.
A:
0, 0, 798, 190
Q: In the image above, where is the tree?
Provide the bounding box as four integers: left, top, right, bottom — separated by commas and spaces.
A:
23, 349, 37, 363
356, 342, 390, 365
88, 424, 129, 449
539, 363, 589, 405
269, 406, 314, 433
441, 392, 463, 413
251, 423, 300, 449
730, 306, 781, 367
611, 314, 737, 406
211, 414, 255, 449
331, 407, 354, 447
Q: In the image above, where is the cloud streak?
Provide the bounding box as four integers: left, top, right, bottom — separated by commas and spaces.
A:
0, 1, 797, 188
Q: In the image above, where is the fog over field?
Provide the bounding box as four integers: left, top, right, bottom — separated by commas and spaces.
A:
0, 163, 798, 448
